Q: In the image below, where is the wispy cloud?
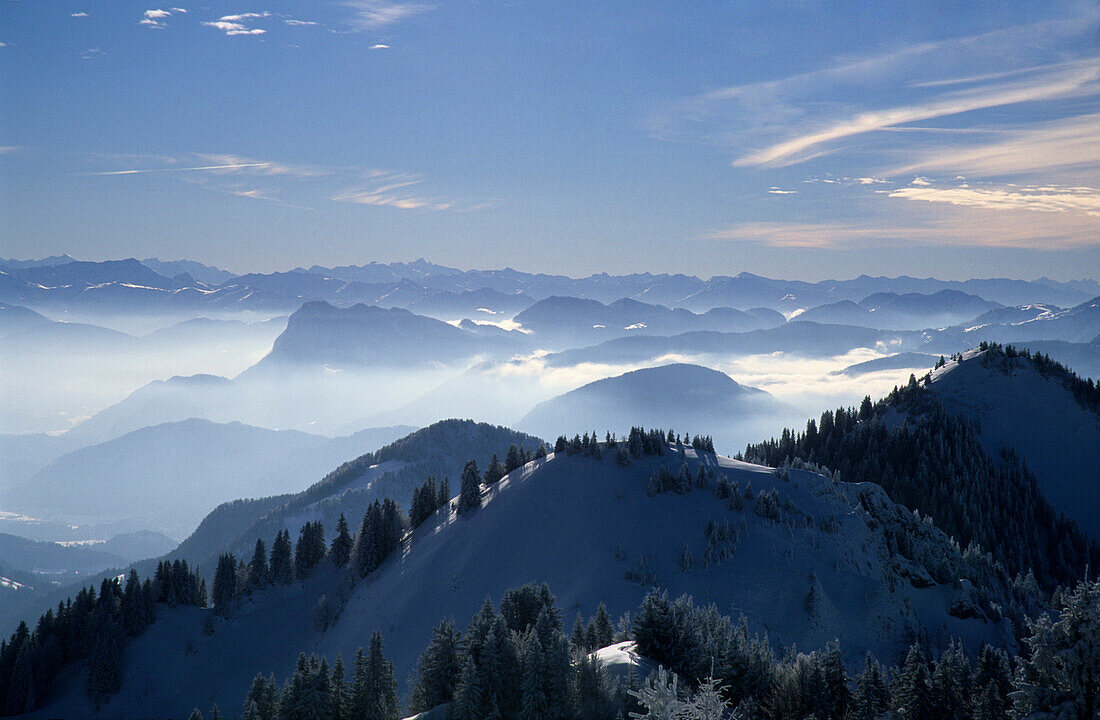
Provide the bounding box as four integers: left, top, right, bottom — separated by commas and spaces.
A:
81, 48, 105, 60
889, 114, 1100, 180
284, 18, 318, 27
708, 203, 1100, 249
344, 0, 431, 31
735, 59, 1100, 167
87, 162, 273, 176
370, 44, 389, 50
890, 182, 1100, 216
652, 10, 1100, 181
71, 12, 89, 18
767, 187, 797, 195
705, 222, 889, 248
332, 173, 452, 210
192, 153, 327, 177
83, 153, 474, 213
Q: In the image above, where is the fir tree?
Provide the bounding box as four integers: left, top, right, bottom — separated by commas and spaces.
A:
458, 460, 482, 514
505, 444, 523, 473
894, 644, 935, 720
410, 619, 460, 713
212, 553, 239, 617
590, 604, 614, 649
329, 514, 353, 568
1013, 578, 1100, 720
248, 538, 270, 588
348, 632, 398, 720
270, 529, 294, 585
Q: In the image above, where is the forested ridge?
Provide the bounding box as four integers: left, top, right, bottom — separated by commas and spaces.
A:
742, 346, 1100, 592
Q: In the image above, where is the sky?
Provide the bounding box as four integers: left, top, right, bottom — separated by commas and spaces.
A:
1, 0, 1099, 280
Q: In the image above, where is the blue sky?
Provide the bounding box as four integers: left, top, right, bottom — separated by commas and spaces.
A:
2, 0, 1099, 279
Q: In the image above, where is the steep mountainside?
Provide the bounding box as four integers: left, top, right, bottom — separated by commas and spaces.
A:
744, 345, 1100, 590
164, 420, 545, 575
922, 347, 1100, 538
34, 445, 1028, 718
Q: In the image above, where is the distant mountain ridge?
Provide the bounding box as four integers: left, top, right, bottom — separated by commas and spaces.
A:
519, 363, 792, 450
2, 257, 1094, 316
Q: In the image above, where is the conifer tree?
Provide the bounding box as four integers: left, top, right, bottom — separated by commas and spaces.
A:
348, 632, 398, 720
505, 444, 523, 473
87, 622, 123, 702
571, 613, 588, 651
294, 521, 326, 579
437, 477, 451, 508
1013, 578, 1100, 720
331, 655, 348, 720
410, 620, 460, 713
270, 529, 294, 585
589, 604, 614, 650
248, 538, 270, 588
894, 644, 935, 720
458, 460, 482, 514
329, 514, 352, 568
212, 553, 239, 617
243, 673, 279, 720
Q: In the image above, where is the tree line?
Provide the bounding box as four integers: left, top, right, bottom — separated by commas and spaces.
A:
207, 576, 1100, 720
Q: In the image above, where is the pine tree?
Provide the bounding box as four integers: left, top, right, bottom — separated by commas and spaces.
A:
5, 640, 35, 714
453, 599, 497, 720
295, 521, 326, 579
894, 644, 935, 720
248, 538, 270, 588
270, 529, 294, 585
458, 460, 482, 514
213, 553, 239, 617
590, 604, 614, 649
518, 629, 549, 720
505, 444, 523, 473
331, 655, 348, 720
484, 453, 505, 483
329, 514, 353, 568
1013, 578, 1100, 720
571, 613, 588, 651
820, 641, 850, 720
437, 477, 451, 508
87, 622, 123, 702
410, 619, 460, 713
346, 634, 399, 720
851, 654, 887, 720
244, 673, 279, 720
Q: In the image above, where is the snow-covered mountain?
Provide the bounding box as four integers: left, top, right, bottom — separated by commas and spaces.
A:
519, 364, 793, 451
33, 445, 1025, 718
163, 420, 545, 575
920, 347, 1100, 538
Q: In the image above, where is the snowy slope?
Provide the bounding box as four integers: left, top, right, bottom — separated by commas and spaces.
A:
38, 447, 1021, 718
922, 348, 1100, 538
